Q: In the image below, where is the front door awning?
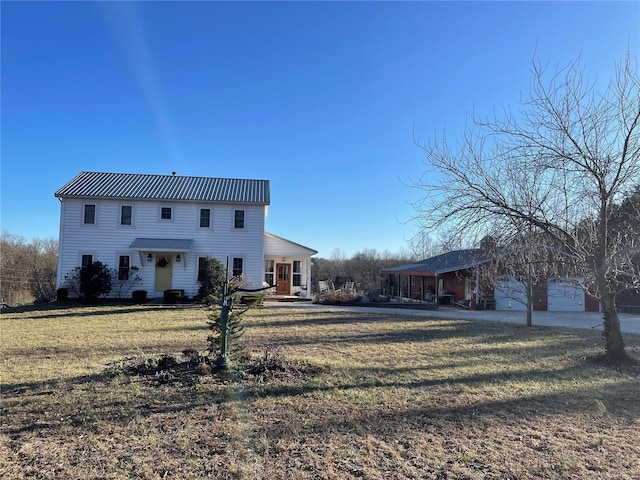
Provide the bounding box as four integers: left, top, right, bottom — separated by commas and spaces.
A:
129, 238, 194, 252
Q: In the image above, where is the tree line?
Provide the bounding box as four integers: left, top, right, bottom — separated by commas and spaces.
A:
310, 230, 462, 295
1, 233, 58, 306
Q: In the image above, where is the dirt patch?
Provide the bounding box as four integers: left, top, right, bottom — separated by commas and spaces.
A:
105, 348, 327, 388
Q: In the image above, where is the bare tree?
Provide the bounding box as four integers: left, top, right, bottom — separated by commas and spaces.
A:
482, 230, 568, 328
28, 238, 58, 301
329, 248, 347, 288
412, 54, 640, 362
1, 233, 58, 305
406, 230, 437, 261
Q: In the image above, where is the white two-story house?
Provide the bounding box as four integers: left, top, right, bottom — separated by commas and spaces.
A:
55, 171, 316, 299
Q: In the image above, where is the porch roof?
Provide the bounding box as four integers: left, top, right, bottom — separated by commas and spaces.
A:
129, 238, 194, 252
381, 249, 490, 276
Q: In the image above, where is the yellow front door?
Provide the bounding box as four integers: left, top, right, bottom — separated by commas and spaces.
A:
155, 255, 173, 291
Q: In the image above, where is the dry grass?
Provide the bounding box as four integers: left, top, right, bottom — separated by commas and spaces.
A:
1, 303, 639, 479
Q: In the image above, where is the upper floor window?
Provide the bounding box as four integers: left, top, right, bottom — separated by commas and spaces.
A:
200, 208, 211, 228
84, 204, 96, 224
120, 205, 132, 226
118, 255, 130, 280
161, 207, 172, 220
232, 257, 243, 277
234, 210, 245, 229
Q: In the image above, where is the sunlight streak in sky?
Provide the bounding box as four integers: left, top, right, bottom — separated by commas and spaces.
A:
100, 2, 183, 168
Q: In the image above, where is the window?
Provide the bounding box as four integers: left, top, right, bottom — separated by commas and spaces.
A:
232, 257, 243, 277
120, 205, 132, 225
118, 256, 130, 280
161, 207, 172, 220
234, 210, 245, 229
84, 204, 96, 224
200, 208, 211, 228
292, 260, 302, 287
81, 254, 93, 268
264, 260, 275, 286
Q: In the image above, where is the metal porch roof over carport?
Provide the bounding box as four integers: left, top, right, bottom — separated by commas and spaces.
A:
129, 238, 194, 252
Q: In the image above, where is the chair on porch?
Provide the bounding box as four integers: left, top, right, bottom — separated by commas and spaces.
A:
319, 281, 331, 294
454, 299, 471, 309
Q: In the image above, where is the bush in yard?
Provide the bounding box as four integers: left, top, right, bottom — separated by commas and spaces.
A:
132, 290, 147, 303
111, 266, 142, 298
56, 288, 69, 302
63, 261, 112, 302
164, 289, 185, 304
321, 289, 363, 305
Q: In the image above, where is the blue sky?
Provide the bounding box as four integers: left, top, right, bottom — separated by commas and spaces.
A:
2, 1, 638, 258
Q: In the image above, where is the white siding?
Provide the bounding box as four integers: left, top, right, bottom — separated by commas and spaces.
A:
265, 234, 314, 256
263, 233, 316, 298
57, 198, 266, 298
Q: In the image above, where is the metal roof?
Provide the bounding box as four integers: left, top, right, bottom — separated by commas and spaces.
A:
381, 249, 490, 276
129, 238, 194, 252
55, 171, 270, 204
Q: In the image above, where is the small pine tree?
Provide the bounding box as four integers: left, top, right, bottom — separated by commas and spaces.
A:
206, 275, 248, 364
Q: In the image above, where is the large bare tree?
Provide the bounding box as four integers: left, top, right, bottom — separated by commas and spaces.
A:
412, 54, 640, 362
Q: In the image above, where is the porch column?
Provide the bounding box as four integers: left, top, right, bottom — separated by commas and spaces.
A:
305, 257, 312, 299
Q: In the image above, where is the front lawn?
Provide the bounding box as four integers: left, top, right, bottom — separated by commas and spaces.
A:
1, 304, 639, 479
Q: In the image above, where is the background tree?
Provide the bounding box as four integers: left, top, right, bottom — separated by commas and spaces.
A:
406, 230, 437, 261
604, 185, 640, 308
346, 248, 384, 292
412, 54, 640, 362
329, 248, 347, 288
482, 229, 565, 328
28, 238, 58, 301
1, 233, 58, 305
197, 256, 227, 304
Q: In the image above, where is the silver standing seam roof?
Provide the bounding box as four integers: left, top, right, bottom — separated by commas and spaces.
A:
55, 171, 270, 204
129, 238, 194, 252
381, 249, 491, 276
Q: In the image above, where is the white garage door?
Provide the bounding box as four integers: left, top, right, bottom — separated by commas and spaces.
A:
547, 279, 585, 312
494, 278, 528, 311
